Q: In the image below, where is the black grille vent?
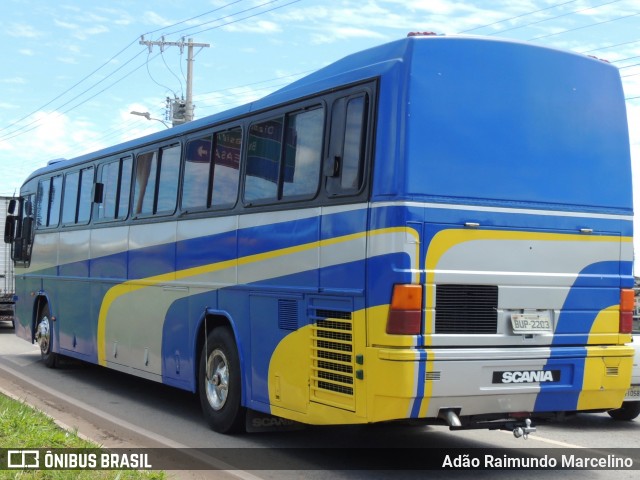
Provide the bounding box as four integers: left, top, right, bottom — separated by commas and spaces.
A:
278, 299, 298, 330
435, 284, 498, 334
310, 307, 355, 408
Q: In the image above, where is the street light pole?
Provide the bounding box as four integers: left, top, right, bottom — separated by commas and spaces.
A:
139, 36, 210, 125
130, 111, 170, 129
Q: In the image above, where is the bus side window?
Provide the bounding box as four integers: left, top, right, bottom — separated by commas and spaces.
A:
281, 108, 323, 199
243, 107, 323, 205
156, 145, 181, 214
62, 166, 94, 225
134, 151, 158, 216
36, 175, 62, 228
325, 94, 368, 196
62, 171, 80, 225
97, 157, 131, 221
134, 145, 180, 217
245, 117, 283, 204
183, 135, 213, 210
77, 166, 94, 223
212, 128, 241, 207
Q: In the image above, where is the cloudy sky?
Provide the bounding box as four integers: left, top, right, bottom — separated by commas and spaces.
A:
1, 0, 639, 248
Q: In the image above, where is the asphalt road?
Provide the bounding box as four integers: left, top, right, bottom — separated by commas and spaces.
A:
1, 319, 639, 480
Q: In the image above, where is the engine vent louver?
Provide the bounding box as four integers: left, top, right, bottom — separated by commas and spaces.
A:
435, 284, 498, 334
310, 307, 355, 411
278, 299, 298, 331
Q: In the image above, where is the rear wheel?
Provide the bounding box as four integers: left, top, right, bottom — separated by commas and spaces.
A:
35, 304, 57, 368
607, 401, 640, 421
198, 327, 245, 433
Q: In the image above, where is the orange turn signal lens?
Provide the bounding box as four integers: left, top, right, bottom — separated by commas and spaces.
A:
390, 284, 423, 310
620, 289, 635, 312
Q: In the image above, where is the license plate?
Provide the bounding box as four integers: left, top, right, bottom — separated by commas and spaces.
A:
625, 385, 640, 401
511, 312, 552, 334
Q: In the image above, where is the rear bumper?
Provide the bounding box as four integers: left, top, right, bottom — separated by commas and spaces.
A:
367, 345, 634, 423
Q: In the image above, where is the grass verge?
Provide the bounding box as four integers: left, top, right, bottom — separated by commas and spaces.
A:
0, 393, 165, 479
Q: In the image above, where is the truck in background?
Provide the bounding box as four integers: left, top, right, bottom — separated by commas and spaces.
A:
607, 290, 640, 420
0, 196, 15, 327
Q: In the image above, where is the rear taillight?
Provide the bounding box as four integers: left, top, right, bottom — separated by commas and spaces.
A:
386, 284, 423, 335
619, 288, 634, 334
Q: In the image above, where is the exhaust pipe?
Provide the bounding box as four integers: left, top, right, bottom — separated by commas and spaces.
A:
438, 409, 462, 428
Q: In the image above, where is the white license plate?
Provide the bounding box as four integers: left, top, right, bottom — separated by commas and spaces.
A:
511, 313, 553, 334
625, 385, 640, 401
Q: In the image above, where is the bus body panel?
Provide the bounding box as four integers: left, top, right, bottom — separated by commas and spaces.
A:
10, 35, 634, 430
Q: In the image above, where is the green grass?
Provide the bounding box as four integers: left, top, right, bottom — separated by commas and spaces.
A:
0, 394, 165, 479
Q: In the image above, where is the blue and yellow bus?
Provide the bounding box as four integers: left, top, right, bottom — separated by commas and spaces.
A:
5, 34, 635, 434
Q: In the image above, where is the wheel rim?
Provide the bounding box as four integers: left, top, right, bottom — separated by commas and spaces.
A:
36, 316, 50, 355
205, 348, 229, 411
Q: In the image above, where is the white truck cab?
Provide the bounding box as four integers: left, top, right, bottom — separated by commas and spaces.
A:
608, 326, 640, 420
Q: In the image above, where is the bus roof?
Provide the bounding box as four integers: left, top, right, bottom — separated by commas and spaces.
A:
24, 35, 624, 190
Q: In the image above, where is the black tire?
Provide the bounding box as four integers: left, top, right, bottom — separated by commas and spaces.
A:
607, 401, 640, 421
35, 304, 57, 368
198, 327, 245, 433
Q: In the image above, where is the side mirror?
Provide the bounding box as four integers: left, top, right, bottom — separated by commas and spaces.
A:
4, 216, 15, 244
23, 217, 33, 241
8, 199, 17, 215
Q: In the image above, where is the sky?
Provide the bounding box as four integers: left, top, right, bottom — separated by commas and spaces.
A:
1, 0, 639, 252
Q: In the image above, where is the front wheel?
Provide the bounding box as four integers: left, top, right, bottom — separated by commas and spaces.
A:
607, 401, 640, 421
35, 304, 57, 368
198, 327, 245, 433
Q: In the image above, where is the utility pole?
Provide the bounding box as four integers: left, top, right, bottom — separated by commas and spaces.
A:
139, 36, 210, 126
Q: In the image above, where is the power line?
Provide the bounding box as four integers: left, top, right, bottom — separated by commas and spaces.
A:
489, 0, 623, 37
0, 0, 295, 143
0, 50, 162, 144
0, 0, 253, 138
458, 0, 580, 34
161, 0, 285, 38
581, 38, 640, 53
0, 38, 141, 136
185, 0, 304, 37
528, 11, 640, 41
0, 48, 149, 142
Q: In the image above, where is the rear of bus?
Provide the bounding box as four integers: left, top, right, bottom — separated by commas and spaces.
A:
367, 36, 634, 429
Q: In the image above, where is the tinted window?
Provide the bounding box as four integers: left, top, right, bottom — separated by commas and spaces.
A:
244, 107, 324, 204
36, 180, 50, 228
119, 158, 132, 219
212, 129, 241, 207
245, 118, 282, 203
62, 167, 94, 225
342, 97, 365, 190
133, 145, 180, 217
49, 175, 62, 226
183, 136, 212, 210
282, 108, 323, 198
326, 93, 368, 196
98, 157, 131, 221
156, 145, 180, 214
183, 129, 241, 211
62, 171, 80, 225
134, 151, 158, 215
77, 167, 94, 223
36, 175, 63, 228
99, 161, 118, 220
